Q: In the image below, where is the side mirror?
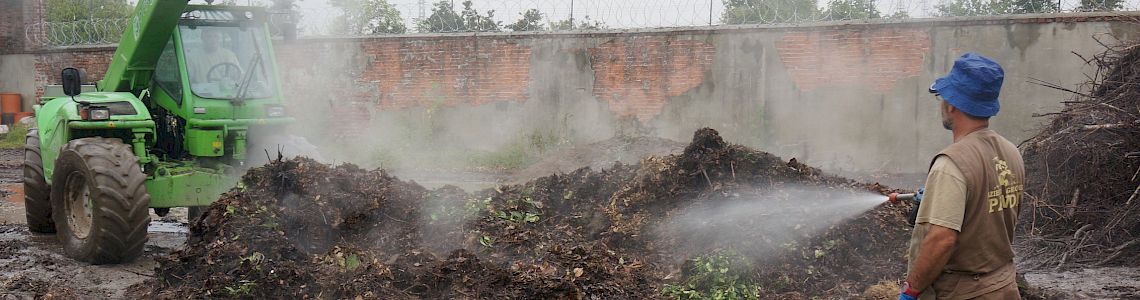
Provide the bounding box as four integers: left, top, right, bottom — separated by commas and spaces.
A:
61, 67, 83, 97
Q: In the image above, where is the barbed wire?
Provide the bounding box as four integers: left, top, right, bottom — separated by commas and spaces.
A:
24, 0, 1140, 47
25, 18, 130, 47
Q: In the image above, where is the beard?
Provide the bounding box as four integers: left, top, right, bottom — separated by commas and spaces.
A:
942, 118, 953, 130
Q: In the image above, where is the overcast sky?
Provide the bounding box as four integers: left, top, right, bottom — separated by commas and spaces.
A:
187, 0, 1140, 35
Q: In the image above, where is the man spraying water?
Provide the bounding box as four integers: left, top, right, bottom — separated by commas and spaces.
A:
899, 53, 1025, 300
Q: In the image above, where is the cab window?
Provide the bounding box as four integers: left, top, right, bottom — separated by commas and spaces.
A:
154, 37, 183, 104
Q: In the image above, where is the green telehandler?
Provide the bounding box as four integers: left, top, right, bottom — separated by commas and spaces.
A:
24, 0, 301, 264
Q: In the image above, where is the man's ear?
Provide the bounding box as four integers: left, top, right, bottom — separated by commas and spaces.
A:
942, 101, 958, 115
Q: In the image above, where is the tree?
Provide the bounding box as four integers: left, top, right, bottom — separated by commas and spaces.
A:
417, 1, 463, 32
823, 0, 880, 20
460, 0, 500, 32
1006, 0, 1059, 13
722, 0, 820, 24
416, 0, 499, 33
267, 0, 303, 36
934, 0, 1008, 17
551, 15, 606, 30
507, 9, 544, 31
331, 0, 406, 35
887, 10, 910, 19
1079, 0, 1123, 11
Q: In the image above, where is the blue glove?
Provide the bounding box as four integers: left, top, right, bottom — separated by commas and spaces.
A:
915, 188, 925, 203
899, 293, 916, 300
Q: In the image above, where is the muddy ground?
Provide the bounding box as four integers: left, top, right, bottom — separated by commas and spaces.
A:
0, 141, 1138, 299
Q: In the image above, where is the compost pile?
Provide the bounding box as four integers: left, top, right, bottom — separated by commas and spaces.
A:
135, 128, 913, 299
508, 136, 685, 183
1018, 41, 1140, 269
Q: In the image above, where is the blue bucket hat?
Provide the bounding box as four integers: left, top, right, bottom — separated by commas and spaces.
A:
929, 52, 1004, 117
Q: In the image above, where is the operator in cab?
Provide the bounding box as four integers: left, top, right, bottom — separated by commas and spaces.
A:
187, 28, 241, 85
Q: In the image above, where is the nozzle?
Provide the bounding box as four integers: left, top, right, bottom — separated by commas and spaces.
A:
888, 192, 916, 203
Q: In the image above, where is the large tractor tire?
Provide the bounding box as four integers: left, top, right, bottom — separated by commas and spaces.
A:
24, 127, 54, 233
51, 137, 150, 264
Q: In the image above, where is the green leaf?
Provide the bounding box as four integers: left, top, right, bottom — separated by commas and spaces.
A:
479, 235, 493, 247
345, 253, 361, 271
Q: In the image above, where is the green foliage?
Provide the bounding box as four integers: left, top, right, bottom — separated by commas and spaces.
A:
1080, 0, 1124, 11
479, 235, 494, 247
823, 0, 880, 20
551, 15, 607, 30
934, 0, 1009, 17
331, 0, 407, 35
887, 10, 910, 19
417, 1, 462, 32
0, 123, 29, 149
1006, 0, 1059, 13
935, 0, 1060, 16
43, 0, 133, 45
416, 0, 500, 33
44, 0, 133, 22
662, 250, 761, 300
721, 0, 820, 24
224, 280, 257, 296
508, 9, 545, 31
495, 210, 541, 223
461, 0, 501, 32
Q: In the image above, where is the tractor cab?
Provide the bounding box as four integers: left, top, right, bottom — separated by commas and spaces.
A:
149, 5, 290, 162
158, 7, 280, 103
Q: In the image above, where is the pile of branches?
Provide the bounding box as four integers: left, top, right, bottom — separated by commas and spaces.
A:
1019, 39, 1140, 269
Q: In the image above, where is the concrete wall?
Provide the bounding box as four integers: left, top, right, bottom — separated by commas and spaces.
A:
277, 13, 1140, 175
0, 54, 35, 103
3, 13, 1139, 175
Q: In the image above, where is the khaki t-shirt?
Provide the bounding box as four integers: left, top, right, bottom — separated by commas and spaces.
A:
906, 155, 966, 274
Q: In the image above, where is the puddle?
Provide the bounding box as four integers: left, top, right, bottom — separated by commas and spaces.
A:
2, 183, 23, 204
148, 220, 189, 234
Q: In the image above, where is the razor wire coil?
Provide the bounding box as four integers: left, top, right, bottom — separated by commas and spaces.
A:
25, 18, 131, 48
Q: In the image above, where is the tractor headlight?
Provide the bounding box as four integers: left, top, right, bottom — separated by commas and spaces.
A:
265, 105, 286, 117
82, 106, 111, 121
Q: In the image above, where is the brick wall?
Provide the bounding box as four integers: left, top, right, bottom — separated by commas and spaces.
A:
11, 13, 1140, 173
366, 38, 532, 110
32, 48, 115, 97
776, 28, 930, 92
589, 37, 715, 122
0, 0, 25, 54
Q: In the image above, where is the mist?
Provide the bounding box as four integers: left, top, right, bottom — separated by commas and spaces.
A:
653, 184, 887, 262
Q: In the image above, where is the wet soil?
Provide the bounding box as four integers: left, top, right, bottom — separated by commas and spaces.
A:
129, 128, 918, 298
0, 131, 1138, 299
0, 147, 187, 299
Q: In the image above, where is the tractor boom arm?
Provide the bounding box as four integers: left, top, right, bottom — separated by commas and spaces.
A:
97, 0, 190, 93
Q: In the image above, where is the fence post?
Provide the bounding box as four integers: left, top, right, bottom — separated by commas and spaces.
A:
570, 0, 575, 29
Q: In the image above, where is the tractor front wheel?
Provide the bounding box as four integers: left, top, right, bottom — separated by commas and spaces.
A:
51, 137, 150, 264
